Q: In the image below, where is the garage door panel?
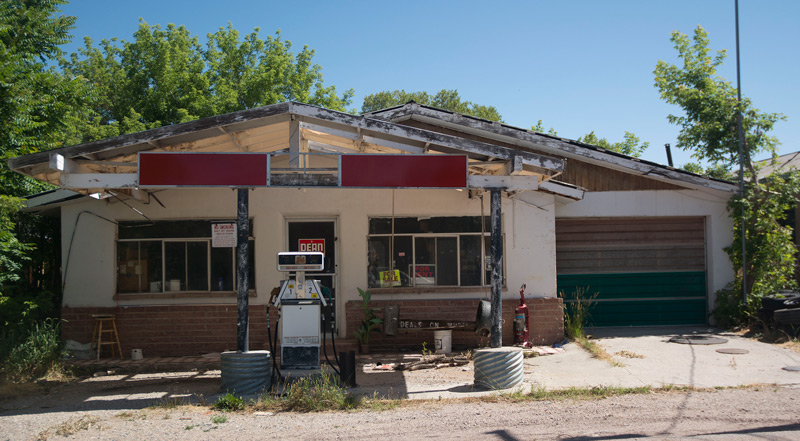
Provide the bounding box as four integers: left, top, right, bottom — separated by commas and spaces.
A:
556, 217, 707, 326
558, 272, 706, 300
579, 299, 708, 327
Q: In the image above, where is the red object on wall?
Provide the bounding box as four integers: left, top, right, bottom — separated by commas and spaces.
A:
139, 153, 268, 187
341, 154, 467, 188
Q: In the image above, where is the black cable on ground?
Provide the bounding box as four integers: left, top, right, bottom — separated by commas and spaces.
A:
322, 310, 340, 376
268, 309, 283, 387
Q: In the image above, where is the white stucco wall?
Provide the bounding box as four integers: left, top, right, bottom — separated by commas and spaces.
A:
60, 187, 558, 336
554, 188, 736, 316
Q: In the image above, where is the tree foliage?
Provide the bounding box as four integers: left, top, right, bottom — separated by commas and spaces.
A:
0, 0, 82, 312
61, 22, 354, 143
654, 26, 784, 168
0, 0, 83, 196
531, 120, 558, 136
361, 89, 503, 122
577, 131, 649, 158
655, 26, 797, 326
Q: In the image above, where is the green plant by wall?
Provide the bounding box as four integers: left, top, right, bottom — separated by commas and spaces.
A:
212, 393, 246, 412
0, 318, 65, 383
353, 288, 382, 346
714, 169, 800, 327
559, 287, 598, 340
261, 370, 360, 412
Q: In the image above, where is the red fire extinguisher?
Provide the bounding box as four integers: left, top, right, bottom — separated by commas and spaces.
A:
514, 284, 530, 345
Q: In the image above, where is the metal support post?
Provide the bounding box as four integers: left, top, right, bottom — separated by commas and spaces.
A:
236, 188, 250, 352
490, 188, 503, 348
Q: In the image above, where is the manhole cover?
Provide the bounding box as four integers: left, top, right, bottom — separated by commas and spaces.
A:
669, 335, 728, 345
716, 348, 749, 354
783, 366, 800, 372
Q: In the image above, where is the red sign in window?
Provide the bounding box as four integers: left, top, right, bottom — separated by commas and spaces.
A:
298, 239, 325, 254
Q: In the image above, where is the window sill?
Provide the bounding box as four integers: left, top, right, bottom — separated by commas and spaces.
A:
114, 290, 257, 300
369, 286, 507, 295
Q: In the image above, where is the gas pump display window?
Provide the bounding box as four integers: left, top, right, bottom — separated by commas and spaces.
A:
367, 216, 501, 289
117, 220, 254, 294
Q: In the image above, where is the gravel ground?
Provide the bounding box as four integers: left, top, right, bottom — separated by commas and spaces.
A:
2, 369, 800, 441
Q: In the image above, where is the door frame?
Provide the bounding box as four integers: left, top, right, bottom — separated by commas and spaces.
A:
284, 216, 340, 333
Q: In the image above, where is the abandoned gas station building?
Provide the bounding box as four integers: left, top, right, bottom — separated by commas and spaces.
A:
9, 102, 737, 357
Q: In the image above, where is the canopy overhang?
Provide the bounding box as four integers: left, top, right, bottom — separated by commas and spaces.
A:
8, 101, 583, 198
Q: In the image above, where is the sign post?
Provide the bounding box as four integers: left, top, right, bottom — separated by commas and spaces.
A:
236, 189, 250, 353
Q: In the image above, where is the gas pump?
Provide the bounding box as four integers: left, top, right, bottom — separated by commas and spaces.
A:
274, 252, 327, 369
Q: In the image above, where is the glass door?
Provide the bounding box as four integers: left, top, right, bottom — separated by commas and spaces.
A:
287, 220, 337, 329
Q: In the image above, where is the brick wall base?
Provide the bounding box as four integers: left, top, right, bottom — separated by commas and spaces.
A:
62, 305, 271, 357
62, 297, 563, 357
345, 297, 564, 352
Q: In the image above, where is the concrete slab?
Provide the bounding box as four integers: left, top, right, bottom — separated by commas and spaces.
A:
523, 327, 800, 390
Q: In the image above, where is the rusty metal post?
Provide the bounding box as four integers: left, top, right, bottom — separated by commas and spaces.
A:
490, 188, 503, 348
236, 188, 250, 352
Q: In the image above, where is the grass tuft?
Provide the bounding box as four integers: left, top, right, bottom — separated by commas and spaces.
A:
212, 392, 246, 412
259, 371, 360, 412
0, 318, 65, 383
499, 385, 653, 402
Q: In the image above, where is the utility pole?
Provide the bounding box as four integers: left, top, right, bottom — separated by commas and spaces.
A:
735, 0, 747, 303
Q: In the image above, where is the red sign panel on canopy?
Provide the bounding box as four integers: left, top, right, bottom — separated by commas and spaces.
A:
138, 153, 268, 187
340, 154, 467, 188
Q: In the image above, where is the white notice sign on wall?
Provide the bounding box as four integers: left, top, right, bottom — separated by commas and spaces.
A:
212, 223, 237, 248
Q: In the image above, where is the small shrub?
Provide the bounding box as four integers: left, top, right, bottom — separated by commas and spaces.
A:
211, 414, 228, 424
0, 318, 64, 382
212, 393, 246, 412
559, 287, 598, 340
266, 371, 359, 412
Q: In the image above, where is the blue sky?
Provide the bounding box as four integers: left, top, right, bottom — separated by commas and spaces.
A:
59, 0, 800, 167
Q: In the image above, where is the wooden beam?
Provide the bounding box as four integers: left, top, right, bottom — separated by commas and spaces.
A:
49, 153, 80, 173
505, 155, 524, 176
289, 119, 308, 168
467, 175, 540, 191
60, 173, 137, 189
371, 104, 737, 193
8, 103, 292, 170
289, 103, 564, 173
270, 173, 339, 187
538, 180, 585, 200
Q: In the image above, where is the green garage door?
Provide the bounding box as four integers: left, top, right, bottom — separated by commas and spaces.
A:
556, 217, 707, 327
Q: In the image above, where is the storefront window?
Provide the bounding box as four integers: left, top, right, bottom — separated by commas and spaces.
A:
117, 220, 254, 294
367, 216, 499, 289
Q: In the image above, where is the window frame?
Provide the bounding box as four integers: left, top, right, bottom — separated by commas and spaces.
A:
367, 215, 505, 290
115, 220, 254, 296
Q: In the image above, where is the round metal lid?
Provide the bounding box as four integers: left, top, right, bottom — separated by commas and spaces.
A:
669, 335, 728, 345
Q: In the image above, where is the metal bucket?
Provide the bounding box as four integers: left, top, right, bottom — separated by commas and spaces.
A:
433, 330, 452, 354
473, 347, 523, 390
220, 350, 271, 396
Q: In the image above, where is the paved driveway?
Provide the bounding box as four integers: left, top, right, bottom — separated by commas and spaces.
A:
523, 326, 800, 390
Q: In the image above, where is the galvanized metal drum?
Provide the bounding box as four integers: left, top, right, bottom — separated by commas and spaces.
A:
220, 350, 271, 396
473, 347, 523, 390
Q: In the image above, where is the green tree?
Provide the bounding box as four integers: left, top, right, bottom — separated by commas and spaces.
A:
531, 120, 558, 136
654, 26, 797, 325
654, 25, 784, 169
61, 22, 354, 143
0, 0, 83, 195
681, 162, 733, 180
361, 89, 503, 122
0, 0, 83, 305
577, 131, 649, 158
